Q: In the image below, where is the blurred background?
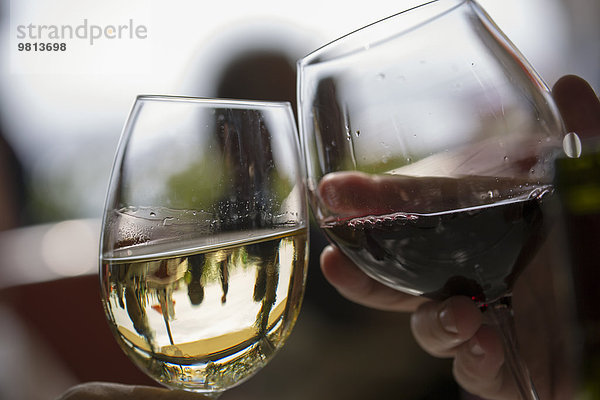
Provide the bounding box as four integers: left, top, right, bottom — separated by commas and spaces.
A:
0, 0, 598, 399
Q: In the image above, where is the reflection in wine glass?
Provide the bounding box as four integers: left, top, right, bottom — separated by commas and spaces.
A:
298, 1, 565, 399
99, 98, 308, 398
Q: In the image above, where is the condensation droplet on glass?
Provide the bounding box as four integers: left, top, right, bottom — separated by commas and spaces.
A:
528, 188, 542, 199
563, 132, 582, 158
163, 217, 174, 226
452, 250, 468, 264
149, 211, 156, 217
487, 190, 494, 199
503, 156, 508, 162
355, 130, 361, 137
406, 157, 412, 163
537, 188, 553, 201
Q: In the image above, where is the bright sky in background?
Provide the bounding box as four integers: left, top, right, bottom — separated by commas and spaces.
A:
0, 0, 597, 221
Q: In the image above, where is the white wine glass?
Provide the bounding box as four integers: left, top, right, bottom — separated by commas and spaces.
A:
297, 1, 566, 399
100, 97, 308, 398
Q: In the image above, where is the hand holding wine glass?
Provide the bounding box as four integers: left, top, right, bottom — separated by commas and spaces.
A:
319, 76, 600, 399
297, 1, 571, 399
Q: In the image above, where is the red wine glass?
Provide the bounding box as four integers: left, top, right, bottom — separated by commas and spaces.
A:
297, 1, 566, 399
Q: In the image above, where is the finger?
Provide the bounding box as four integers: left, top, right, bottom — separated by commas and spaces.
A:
318, 171, 413, 215
317, 171, 492, 215
453, 325, 518, 400
410, 296, 482, 358
57, 382, 211, 400
552, 75, 600, 139
320, 245, 426, 312
317, 171, 542, 218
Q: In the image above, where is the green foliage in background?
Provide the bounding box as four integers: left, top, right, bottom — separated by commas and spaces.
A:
165, 145, 231, 211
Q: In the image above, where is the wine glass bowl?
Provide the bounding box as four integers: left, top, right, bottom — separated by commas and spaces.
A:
298, 0, 563, 305
317, 172, 554, 305
297, 0, 564, 398
100, 98, 308, 397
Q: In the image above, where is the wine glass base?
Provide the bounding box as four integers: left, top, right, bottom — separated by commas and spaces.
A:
203, 392, 223, 399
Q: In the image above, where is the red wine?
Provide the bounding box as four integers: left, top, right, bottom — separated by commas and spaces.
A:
321, 189, 554, 304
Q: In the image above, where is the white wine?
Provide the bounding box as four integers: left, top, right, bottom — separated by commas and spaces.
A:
100, 227, 307, 394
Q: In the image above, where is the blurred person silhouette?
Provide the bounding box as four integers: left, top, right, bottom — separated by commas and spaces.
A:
212, 49, 363, 319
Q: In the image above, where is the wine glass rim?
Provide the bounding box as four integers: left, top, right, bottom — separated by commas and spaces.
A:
298, 0, 468, 67
135, 95, 293, 110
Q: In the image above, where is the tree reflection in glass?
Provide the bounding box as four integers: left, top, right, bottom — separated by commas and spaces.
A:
100, 98, 308, 398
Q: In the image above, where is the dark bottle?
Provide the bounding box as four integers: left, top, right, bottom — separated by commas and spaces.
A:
555, 150, 600, 399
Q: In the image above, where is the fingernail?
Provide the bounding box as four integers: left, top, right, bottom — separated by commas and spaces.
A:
469, 339, 485, 356
320, 183, 341, 209
438, 304, 458, 334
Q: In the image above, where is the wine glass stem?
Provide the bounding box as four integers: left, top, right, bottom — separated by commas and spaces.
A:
487, 298, 539, 400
